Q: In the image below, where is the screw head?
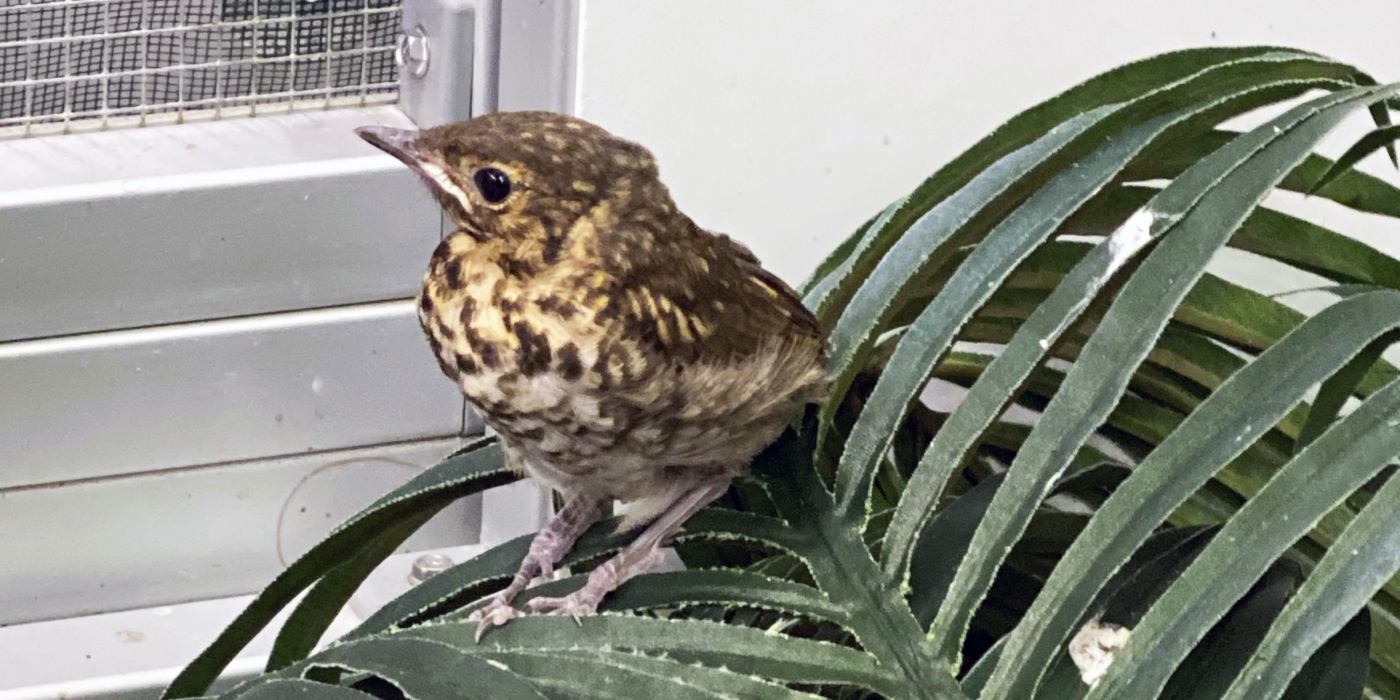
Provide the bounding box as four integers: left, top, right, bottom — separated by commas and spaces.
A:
408, 551, 454, 584
395, 25, 431, 79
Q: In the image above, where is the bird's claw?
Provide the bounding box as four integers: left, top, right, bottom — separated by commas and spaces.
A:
467, 598, 526, 642
525, 591, 600, 623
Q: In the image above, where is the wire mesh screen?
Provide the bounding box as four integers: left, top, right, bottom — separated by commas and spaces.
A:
0, 0, 402, 138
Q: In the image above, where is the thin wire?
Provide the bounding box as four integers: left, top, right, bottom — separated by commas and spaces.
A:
100, 0, 110, 130
62, 0, 73, 132
138, 0, 148, 127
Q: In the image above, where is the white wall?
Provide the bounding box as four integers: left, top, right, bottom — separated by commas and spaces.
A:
570, 0, 1400, 287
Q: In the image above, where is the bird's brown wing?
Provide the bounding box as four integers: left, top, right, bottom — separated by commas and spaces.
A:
596, 224, 823, 366
577, 222, 828, 476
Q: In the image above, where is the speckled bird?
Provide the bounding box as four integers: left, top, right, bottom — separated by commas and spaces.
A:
356, 112, 827, 638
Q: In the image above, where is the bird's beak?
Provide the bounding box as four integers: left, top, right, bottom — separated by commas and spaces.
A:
355, 125, 423, 166
355, 125, 477, 223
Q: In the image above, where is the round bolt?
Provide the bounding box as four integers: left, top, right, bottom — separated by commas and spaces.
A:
408, 551, 454, 584
394, 25, 431, 79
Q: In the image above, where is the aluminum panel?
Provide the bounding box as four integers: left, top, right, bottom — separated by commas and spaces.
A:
0, 158, 438, 343
0, 596, 357, 695
0, 438, 479, 626
0, 301, 463, 488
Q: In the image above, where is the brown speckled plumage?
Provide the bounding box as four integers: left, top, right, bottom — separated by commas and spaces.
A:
357, 112, 826, 635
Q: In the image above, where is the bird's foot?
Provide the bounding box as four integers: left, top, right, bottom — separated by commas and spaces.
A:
464, 495, 605, 642
524, 588, 604, 623
525, 548, 665, 623
467, 597, 526, 642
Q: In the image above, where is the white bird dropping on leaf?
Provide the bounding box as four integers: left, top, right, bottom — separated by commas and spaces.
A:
1104, 208, 1158, 278
1069, 618, 1132, 688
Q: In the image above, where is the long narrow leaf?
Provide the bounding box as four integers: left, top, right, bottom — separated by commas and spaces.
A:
801, 205, 882, 296
476, 651, 750, 700
966, 85, 1394, 692
1309, 124, 1400, 194
1157, 564, 1301, 700
1084, 368, 1400, 698
821, 106, 1113, 431
1133, 128, 1400, 218
906, 475, 1005, 628
874, 98, 1361, 587
481, 649, 827, 700
268, 511, 438, 670
987, 285, 1400, 700
397, 616, 905, 698
986, 243, 1399, 402
811, 48, 1351, 328
869, 51, 1364, 305
898, 86, 1377, 619
307, 637, 548, 699
1278, 610, 1371, 700
1064, 185, 1400, 289
510, 569, 853, 627
822, 51, 1361, 436
832, 110, 1178, 522
998, 239, 1398, 388
232, 679, 370, 700
1295, 332, 1399, 454
163, 439, 512, 699
804, 197, 907, 317
1221, 444, 1400, 700
961, 637, 1006, 696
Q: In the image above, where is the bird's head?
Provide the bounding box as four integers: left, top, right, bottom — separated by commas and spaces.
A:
356, 112, 670, 246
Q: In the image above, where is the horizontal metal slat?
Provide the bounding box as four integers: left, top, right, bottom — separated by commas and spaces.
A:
0, 300, 463, 488
0, 437, 478, 626
0, 158, 439, 343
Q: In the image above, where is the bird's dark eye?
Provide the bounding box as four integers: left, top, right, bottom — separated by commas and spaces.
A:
473, 167, 512, 203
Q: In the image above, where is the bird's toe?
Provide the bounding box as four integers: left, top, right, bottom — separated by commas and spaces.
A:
525, 592, 599, 622
467, 599, 526, 641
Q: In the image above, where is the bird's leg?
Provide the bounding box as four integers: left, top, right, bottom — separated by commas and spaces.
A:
527, 481, 729, 620
469, 493, 602, 640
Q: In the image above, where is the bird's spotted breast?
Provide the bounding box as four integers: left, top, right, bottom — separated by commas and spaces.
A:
443, 259, 464, 289
513, 321, 552, 376
555, 343, 584, 381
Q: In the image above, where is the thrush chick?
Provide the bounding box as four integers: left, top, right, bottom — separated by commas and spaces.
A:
356, 112, 827, 638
